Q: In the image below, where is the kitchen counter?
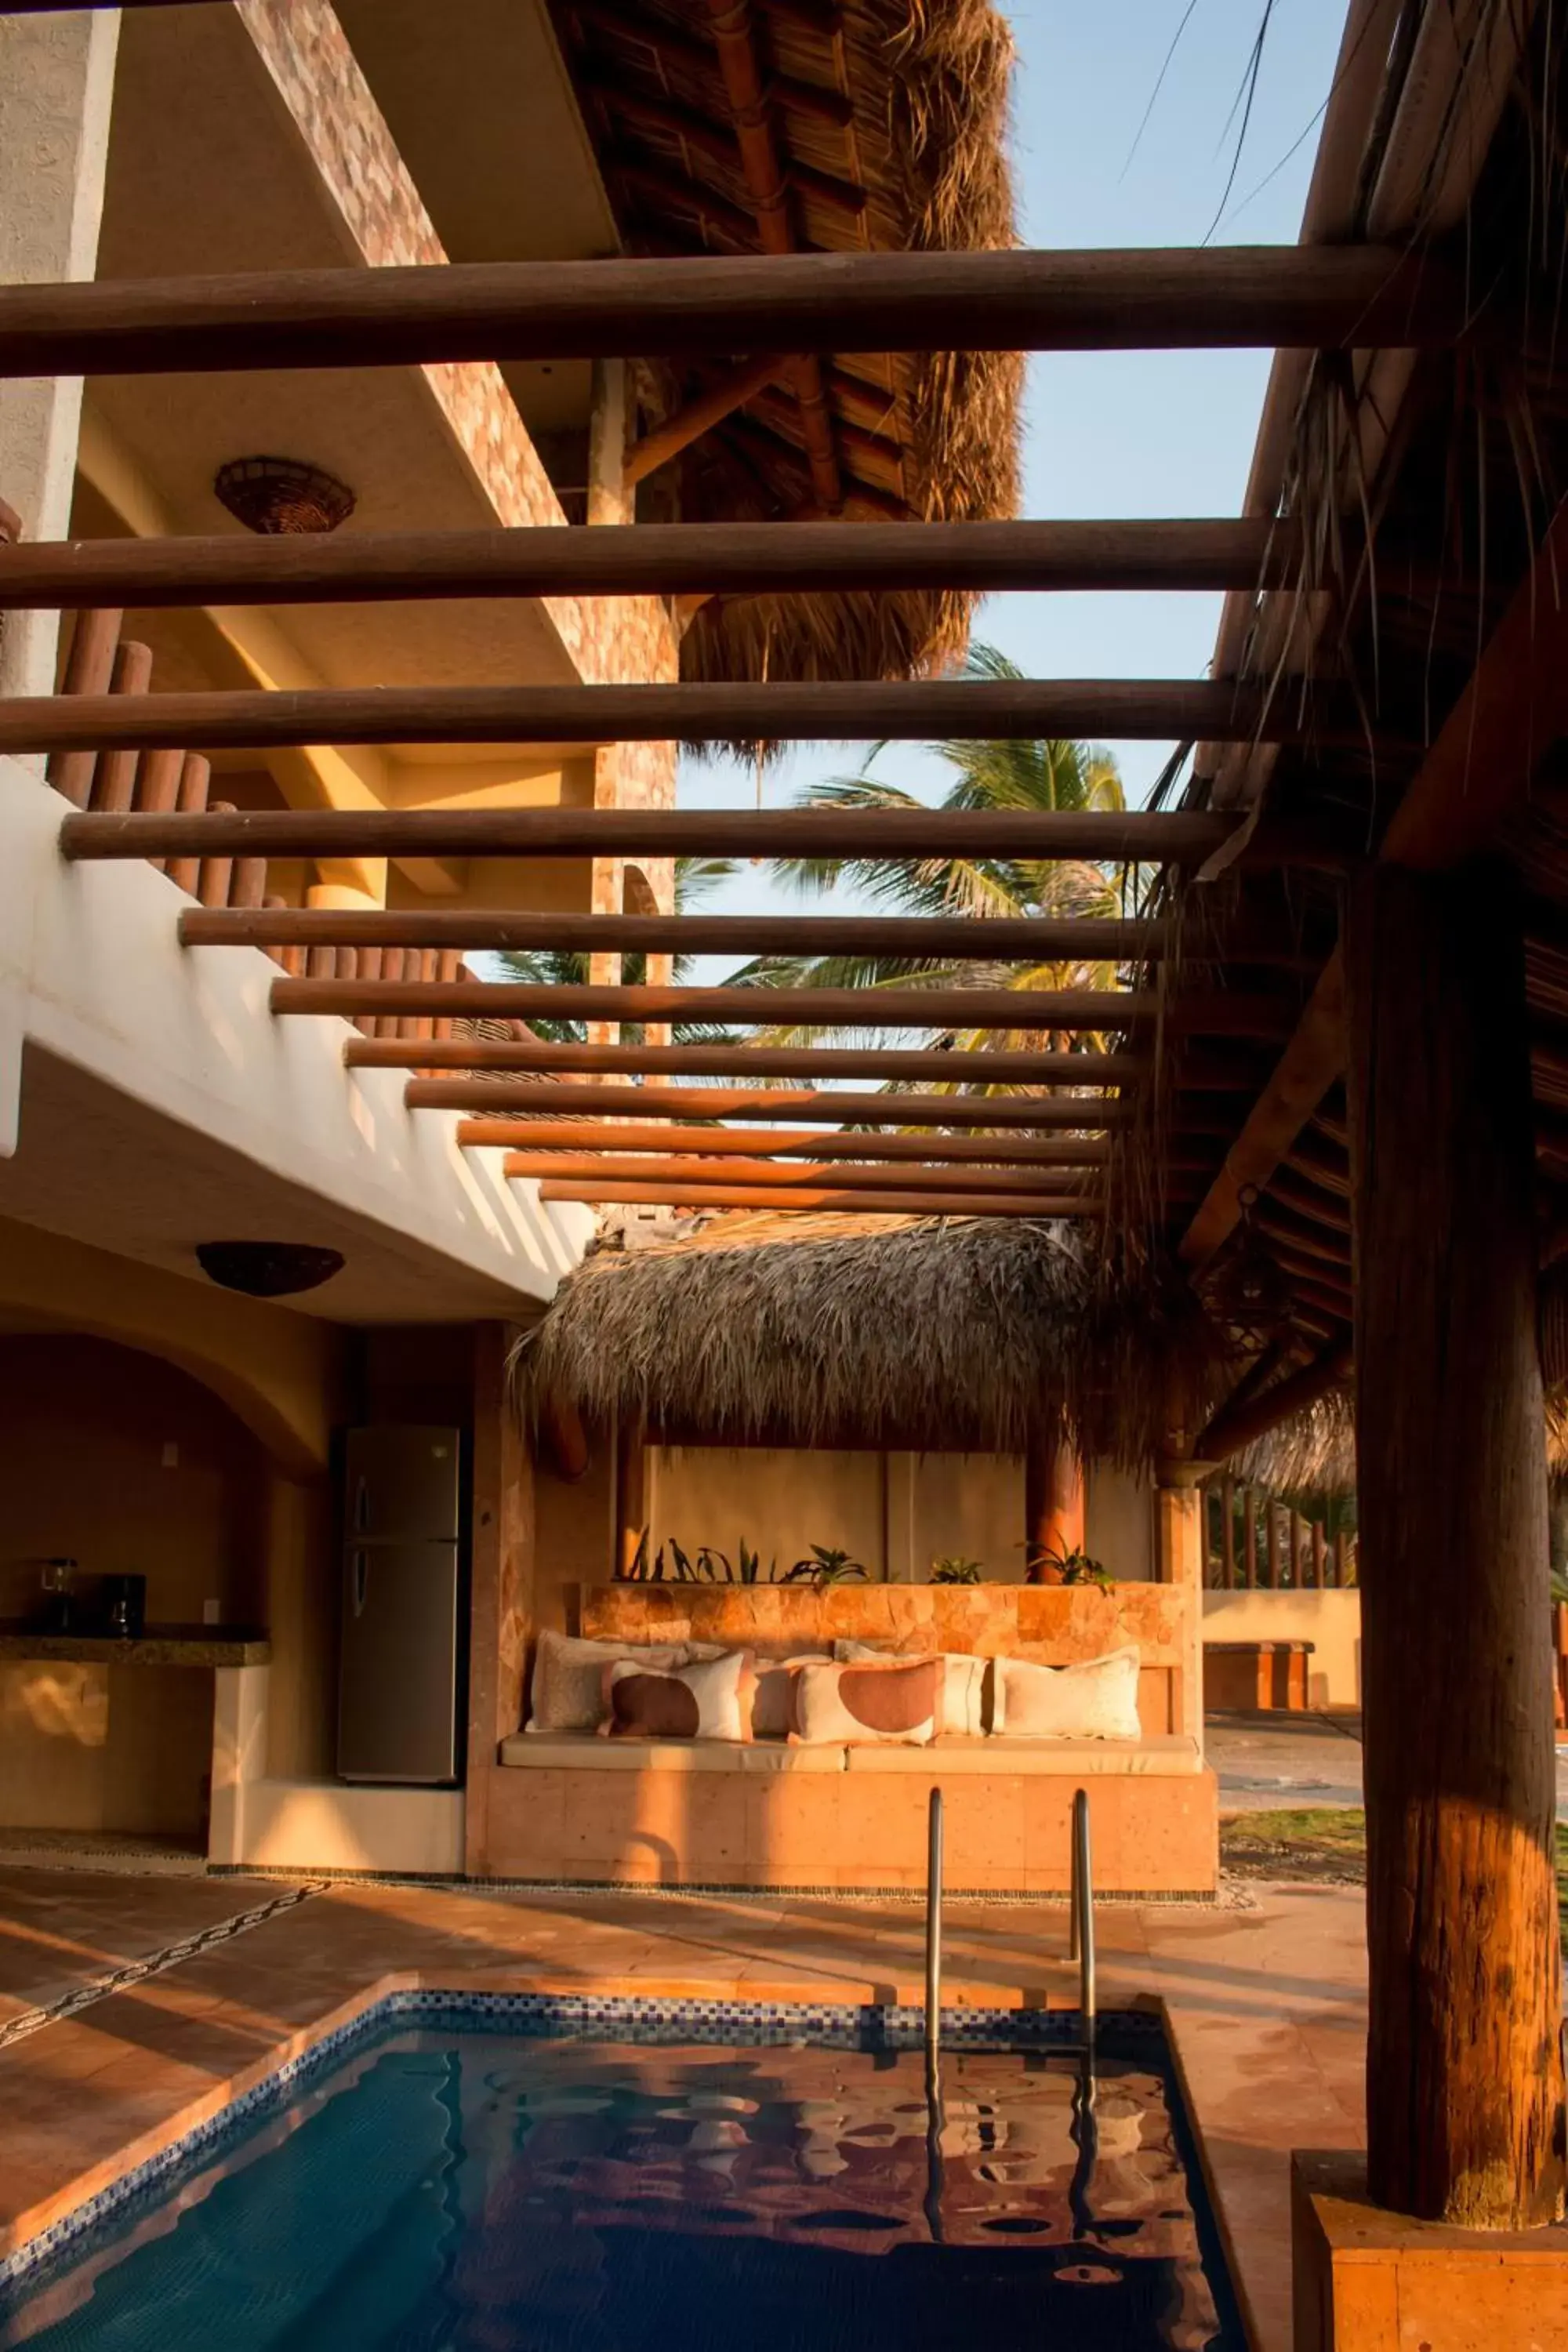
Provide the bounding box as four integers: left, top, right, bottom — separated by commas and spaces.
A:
0, 1624, 271, 1668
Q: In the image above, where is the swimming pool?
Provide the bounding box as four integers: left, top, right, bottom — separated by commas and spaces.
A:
0, 2000, 1244, 2350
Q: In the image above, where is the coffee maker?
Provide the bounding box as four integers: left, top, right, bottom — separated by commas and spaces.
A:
102, 1573, 147, 1640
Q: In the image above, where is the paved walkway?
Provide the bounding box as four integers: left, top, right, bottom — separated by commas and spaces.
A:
0, 1864, 1365, 2352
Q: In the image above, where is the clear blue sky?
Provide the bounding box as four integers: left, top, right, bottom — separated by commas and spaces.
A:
683, 0, 1348, 960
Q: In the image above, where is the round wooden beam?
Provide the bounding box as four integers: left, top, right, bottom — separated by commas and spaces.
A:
12, 677, 1324, 755
280, 978, 1164, 1029
183, 905, 1168, 960
343, 1038, 1149, 1083
0, 516, 1301, 612
465, 1122, 1110, 1163
64, 804, 1240, 867
0, 247, 1467, 379
505, 1153, 1093, 1196
441, 1084, 1122, 1129
535, 1181, 1100, 1218
278, 978, 1295, 1033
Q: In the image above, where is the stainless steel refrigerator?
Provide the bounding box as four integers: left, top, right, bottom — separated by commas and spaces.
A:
337, 1426, 464, 1784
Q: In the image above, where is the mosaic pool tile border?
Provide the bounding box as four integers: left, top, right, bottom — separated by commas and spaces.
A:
0, 1991, 1164, 2293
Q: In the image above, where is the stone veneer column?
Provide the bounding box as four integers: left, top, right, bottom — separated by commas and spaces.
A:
0, 9, 121, 709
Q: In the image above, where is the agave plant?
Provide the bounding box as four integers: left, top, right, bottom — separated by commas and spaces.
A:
930, 1556, 985, 1584
1026, 1543, 1116, 1592
783, 1545, 869, 1588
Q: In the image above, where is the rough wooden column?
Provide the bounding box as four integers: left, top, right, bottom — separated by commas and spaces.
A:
466, 1321, 532, 1879
1024, 1427, 1084, 1575
1345, 860, 1564, 2227
615, 1410, 646, 1579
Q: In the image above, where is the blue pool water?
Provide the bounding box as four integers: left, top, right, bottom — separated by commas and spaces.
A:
1, 2006, 1243, 2351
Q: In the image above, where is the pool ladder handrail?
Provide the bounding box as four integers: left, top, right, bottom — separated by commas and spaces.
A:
1069, 1785, 1097, 2045
924, 1785, 943, 2063
923, 1784, 1095, 2049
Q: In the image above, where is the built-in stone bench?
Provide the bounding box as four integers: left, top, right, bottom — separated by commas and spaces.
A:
479, 1581, 1218, 1895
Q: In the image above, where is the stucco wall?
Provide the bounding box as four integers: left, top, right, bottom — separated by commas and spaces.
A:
1202, 1588, 1363, 1708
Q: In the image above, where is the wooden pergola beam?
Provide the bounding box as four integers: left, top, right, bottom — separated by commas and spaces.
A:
1179, 495, 1568, 1272
434, 1083, 1128, 1127
9, 677, 1330, 755
460, 1122, 1111, 1163
275, 976, 1289, 1032
341, 1039, 1150, 1083
535, 1181, 1099, 1217
0, 247, 1468, 378
505, 1152, 1094, 1196
0, 517, 1298, 610
1194, 1332, 1354, 1463
63, 804, 1242, 865
184, 906, 1170, 960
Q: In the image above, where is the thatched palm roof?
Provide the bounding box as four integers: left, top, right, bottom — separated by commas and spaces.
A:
520, 1209, 1224, 1461
550, 0, 1022, 691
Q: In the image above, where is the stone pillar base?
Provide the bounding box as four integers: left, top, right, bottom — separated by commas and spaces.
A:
1293, 2150, 1568, 2350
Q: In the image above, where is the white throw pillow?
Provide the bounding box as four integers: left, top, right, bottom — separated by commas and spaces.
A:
526, 1628, 688, 1734
833, 1640, 986, 1738
991, 1646, 1142, 1741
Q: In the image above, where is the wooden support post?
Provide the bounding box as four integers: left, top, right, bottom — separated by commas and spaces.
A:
1024, 1428, 1085, 1577
1332, 1526, 1345, 1588
1289, 1509, 1302, 1590
615, 1413, 646, 1579
1346, 860, 1564, 2227
465, 1322, 532, 1880
1311, 1516, 1326, 1590
196, 799, 235, 909
165, 754, 209, 897
87, 637, 153, 812
46, 604, 121, 808
1243, 1489, 1258, 1588
1221, 1475, 1236, 1589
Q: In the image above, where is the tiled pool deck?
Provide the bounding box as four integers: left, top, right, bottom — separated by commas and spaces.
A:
0, 1867, 1367, 2352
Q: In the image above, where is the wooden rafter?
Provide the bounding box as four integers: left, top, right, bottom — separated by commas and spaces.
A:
534, 1181, 1102, 1217
270, 977, 1290, 1033
341, 1040, 1149, 1082
16, 677, 1349, 756
0, 248, 1469, 378
427, 1083, 1130, 1127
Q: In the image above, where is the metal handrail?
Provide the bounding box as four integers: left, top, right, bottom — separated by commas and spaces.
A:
925, 1785, 944, 2060
1068, 1786, 1097, 2045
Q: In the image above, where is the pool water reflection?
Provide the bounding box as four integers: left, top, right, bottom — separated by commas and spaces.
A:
2, 2020, 1244, 2351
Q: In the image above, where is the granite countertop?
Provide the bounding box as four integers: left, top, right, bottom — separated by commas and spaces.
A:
0, 1624, 272, 1668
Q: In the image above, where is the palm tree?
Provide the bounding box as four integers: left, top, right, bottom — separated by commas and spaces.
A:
734, 644, 1131, 1069
492, 854, 739, 1044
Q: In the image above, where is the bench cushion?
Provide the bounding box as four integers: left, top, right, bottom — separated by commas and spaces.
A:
845, 1733, 1204, 1777
499, 1733, 846, 1773
499, 1730, 1201, 1778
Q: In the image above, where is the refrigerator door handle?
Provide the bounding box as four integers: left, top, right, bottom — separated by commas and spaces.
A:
351, 1549, 369, 1618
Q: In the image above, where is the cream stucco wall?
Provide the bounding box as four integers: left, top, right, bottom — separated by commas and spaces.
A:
644, 1449, 1156, 1587
1202, 1588, 1363, 1708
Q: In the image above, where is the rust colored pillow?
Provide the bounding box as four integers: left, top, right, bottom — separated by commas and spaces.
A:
791, 1658, 944, 1746
604, 1649, 756, 1741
